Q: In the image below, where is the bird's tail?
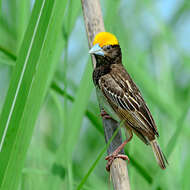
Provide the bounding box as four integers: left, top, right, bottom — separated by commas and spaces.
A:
150, 140, 168, 169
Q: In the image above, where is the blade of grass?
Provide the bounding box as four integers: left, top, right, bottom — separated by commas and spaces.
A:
104, 0, 120, 32
54, 60, 93, 189
63, 0, 81, 36
76, 124, 121, 190
125, 149, 153, 184
16, 0, 31, 49
166, 93, 190, 157
0, 15, 15, 39
51, 82, 74, 101
0, 12, 17, 51
0, 0, 67, 189
66, 60, 94, 156
170, 0, 190, 27
6, 0, 17, 40
0, 45, 17, 61
182, 155, 190, 190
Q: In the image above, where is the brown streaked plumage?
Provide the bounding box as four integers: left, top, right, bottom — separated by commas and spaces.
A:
89, 32, 168, 170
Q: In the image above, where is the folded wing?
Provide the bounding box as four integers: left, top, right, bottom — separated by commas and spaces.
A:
98, 64, 159, 142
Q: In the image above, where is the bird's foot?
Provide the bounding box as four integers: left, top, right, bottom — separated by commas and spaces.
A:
104, 137, 132, 172
100, 109, 112, 119
105, 154, 129, 171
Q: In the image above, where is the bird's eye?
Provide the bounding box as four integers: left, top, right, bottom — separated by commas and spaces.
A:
107, 45, 111, 50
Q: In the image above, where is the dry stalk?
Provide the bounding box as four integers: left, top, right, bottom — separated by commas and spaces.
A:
81, 0, 131, 189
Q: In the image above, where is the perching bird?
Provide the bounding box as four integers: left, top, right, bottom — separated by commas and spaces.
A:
89, 32, 168, 171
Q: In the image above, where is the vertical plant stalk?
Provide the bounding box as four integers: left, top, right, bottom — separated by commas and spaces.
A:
81, 0, 131, 189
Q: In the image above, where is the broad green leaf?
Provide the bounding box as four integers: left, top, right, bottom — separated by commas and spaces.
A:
0, 0, 67, 189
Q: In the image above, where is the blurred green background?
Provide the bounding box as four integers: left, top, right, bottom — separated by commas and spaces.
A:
0, 0, 190, 189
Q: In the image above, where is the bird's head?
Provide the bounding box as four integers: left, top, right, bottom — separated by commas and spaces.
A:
89, 32, 122, 67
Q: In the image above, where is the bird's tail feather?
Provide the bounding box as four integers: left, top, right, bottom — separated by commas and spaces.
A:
150, 140, 168, 169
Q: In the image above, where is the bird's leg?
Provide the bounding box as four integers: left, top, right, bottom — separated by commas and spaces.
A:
100, 109, 112, 119
105, 132, 133, 171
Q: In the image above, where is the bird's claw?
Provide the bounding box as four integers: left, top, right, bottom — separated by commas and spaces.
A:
100, 110, 112, 119
105, 154, 130, 171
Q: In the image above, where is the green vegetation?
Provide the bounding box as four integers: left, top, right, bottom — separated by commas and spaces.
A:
0, 0, 190, 190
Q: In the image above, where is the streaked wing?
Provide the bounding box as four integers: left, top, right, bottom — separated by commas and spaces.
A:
98, 64, 158, 140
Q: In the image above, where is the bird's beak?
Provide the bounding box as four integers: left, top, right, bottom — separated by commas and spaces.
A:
89, 44, 104, 56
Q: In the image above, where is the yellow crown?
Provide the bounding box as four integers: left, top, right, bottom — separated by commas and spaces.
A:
93, 32, 119, 47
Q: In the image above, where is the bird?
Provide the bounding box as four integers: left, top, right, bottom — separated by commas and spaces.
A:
89, 32, 168, 171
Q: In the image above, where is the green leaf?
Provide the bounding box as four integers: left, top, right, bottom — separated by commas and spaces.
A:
0, 45, 16, 61
63, 0, 81, 37
0, 0, 67, 189
67, 61, 93, 155
76, 124, 121, 190
16, 0, 31, 49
